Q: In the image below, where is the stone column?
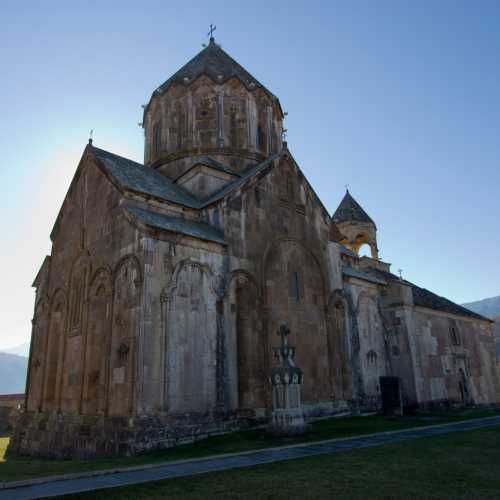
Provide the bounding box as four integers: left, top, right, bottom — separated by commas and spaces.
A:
266, 105, 273, 155
217, 90, 224, 148
248, 97, 257, 153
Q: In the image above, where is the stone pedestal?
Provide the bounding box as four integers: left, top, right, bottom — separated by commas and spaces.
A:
269, 324, 306, 436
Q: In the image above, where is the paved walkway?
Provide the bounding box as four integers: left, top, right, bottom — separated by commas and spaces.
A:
2, 415, 500, 499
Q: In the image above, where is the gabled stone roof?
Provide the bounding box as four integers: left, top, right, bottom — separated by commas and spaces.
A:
174, 156, 241, 182
333, 190, 376, 227
90, 145, 282, 210
92, 146, 199, 208
342, 266, 387, 285
125, 206, 225, 245
154, 39, 279, 104
411, 284, 492, 323
202, 152, 282, 206
368, 267, 492, 323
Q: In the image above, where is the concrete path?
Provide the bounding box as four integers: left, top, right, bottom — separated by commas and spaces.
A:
2, 415, 500, 499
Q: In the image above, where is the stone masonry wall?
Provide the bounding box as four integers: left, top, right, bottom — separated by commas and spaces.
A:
408, 309, 499, 407
10, 411, 259, 459
25, 155, 147, 419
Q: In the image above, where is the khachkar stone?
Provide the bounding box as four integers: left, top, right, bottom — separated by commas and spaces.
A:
269, 324, 306, 435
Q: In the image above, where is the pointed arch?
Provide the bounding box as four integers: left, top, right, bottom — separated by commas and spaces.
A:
262, 237, 330, 404
113, 254, 143, 284
326, 289, 352, 400
26, 297, 49, 412
89, 266, 113, 296
262, 237, 328, 301
59, 251, 91, 414
42, 288, 67, 412
107, 254, 142, 416
82, 267, 112, 415
164, 258, 219, 413
228, 270, 265, 410
355, 291, 386, 399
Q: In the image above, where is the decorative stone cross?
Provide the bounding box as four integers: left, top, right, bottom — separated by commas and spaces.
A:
277, 323, 290, 347
270, 322, 305, 435
207, 24, 216, 39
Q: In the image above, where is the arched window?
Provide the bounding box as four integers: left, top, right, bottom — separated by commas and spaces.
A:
291, 271, 301, 303
358, 243, 371, 258
257, 125, 266, 151
367, 349, 378, 364
450, 327, 461, 346
153, 124, 161, 155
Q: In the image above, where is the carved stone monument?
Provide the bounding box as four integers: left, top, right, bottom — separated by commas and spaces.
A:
269, 324, 306, 435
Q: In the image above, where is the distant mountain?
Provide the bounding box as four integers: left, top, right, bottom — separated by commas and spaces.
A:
462, 295, 500, 320
0, 352, 28, 394
2, 342, 30, 357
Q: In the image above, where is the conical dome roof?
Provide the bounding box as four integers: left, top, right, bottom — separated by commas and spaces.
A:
333, 191, 376, 227
152, 38, 281, 110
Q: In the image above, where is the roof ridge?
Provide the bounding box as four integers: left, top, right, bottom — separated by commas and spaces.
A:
90, 145, 200, 208
125, 204, 225, 245
173, 156, 242, 182
366, 266, 492, 322
200, 151, 283, 207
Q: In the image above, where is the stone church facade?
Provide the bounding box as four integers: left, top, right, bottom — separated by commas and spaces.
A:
11, 38, 500, 458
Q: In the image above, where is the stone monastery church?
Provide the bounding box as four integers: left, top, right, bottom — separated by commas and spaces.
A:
12, 37, 499, 457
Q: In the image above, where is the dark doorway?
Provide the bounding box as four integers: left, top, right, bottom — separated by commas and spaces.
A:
380, 376, 403, 416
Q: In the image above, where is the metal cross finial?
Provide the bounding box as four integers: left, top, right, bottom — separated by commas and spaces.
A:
208, 24, 216, 40
278, 323, 290, 347
398, 268, 403, 279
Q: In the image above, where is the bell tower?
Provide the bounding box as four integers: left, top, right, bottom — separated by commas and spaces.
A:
333, 190, 379, 259
142, 37, 284, 180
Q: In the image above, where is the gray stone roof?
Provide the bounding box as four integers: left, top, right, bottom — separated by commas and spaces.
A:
342, 266, 387, 285
340, 244, 357, 258
125, 206, 225, 245
92, 146, 199, 208
155, 39, 279, 103
411, 284, 492, 322
174, 156, 241, 182
92, 145, 281, 210
333, 190, 376, 227
368, 267, 492, 322
202, 152, 282, 206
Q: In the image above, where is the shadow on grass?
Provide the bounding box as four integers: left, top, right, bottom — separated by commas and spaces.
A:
1, 407, 498, 483
57, 425, 500, 500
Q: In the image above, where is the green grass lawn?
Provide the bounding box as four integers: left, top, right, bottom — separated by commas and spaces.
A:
0, 408, 498, 484
57, 425, 500, 500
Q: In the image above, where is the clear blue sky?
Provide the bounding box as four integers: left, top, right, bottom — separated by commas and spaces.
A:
1, 1, 499, 349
